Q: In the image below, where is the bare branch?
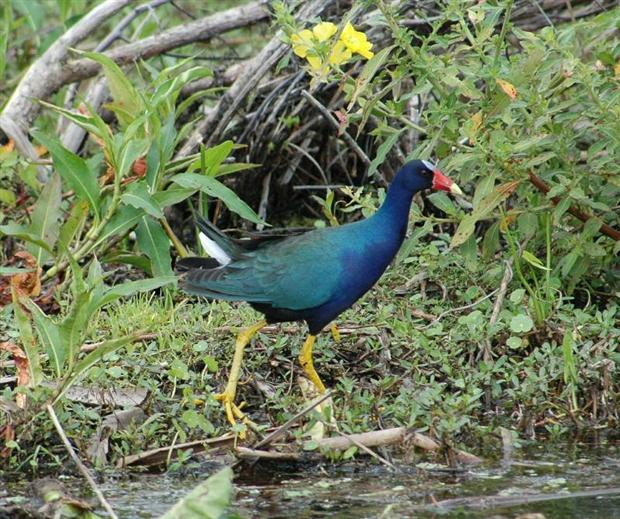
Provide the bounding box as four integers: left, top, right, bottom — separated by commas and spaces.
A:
0, 0, 131, 138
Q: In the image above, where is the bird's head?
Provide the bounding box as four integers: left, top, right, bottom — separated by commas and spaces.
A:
397, 159, 463, 196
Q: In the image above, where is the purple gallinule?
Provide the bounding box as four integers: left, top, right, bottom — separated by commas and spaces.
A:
177, 160, 462, 425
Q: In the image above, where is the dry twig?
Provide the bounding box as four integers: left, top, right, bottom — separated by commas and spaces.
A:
47, 404, 119, 519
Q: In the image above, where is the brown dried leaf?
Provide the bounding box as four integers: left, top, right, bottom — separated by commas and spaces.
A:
10, 251, 42, 299
496, 78, 517, 100
0, 341, 29, 409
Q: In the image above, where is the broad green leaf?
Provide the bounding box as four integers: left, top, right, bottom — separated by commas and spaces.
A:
172, 172, 265, 225
23, 299, 65, 376
96, 276, 176, 308
349, 45, 395, 109
0, 223, 54, 253
152, 187, 196, 209
522, 250, 550, 270
482, 221, 500, 259
93, 205, 143, 249
428, 192, 458, 216
510, 314, 534, 333
0, 267, 34, 275
215, 162, 260, 177
0, 188, 16, 206
368, 130, 404, 178
78, 50, 144, 128
27, 172, 62, 266
101, 253, 152, 273
201, 141, 234, 177
525, 152, 556, 168
135, 216, 173, 277
161, 467, 233, 519
32, 131, 100, 219
118, 138, 149, 179
472, 173, 497, 210
450, 214, 477, 248
57, 200, 89, 260
11, 296, 43, 386
121, 181, 164, 219
37, 100, 111, 146
562, 331, 578, 384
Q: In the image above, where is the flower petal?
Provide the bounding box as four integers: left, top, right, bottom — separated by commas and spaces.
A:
292, 29, 314, 58
306, 55, 323, 71
313, 21, 337, 42
329, 41, 352, 65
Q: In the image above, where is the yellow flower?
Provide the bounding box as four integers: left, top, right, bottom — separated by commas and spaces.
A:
340, 23, 374, 59
329, 41, 352, 66
306, 55, 322, 71
312, 21, 337, 41
291, 29, 314, 58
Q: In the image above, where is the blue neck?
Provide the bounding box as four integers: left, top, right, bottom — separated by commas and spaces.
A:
373, 174, 416, 231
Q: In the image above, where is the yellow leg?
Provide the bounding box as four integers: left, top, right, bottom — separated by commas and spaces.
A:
299, 334, 326, 394
330, 323, 341, 343
215, 320, 266, 426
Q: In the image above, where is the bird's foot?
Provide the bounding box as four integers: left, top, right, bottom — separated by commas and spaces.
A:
214, 390, 253, 438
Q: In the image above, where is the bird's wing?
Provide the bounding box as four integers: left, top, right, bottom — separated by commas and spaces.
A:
181, 229, 345, 309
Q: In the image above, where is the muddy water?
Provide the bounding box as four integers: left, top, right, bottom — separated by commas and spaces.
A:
2, 439, 619, 518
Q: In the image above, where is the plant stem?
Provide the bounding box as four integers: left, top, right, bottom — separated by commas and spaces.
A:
494, 0, 514, 65
160, 217, 189, 258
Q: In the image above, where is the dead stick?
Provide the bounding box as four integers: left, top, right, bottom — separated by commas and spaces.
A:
316, 427, 481, 465
47, 404, 119, 519
333, 428, 397, 470
528, 171, 620, 241
235, 447, 301, 461
301, 90, 371, 167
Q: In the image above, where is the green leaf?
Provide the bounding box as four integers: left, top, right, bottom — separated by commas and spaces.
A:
32, 131, 100, 219
522, 250, 550, 270
135, 216, 173, 277
0, 188, 16, 206
525, 152, 556, 168
97, 276, 176, 308
349, 45, 394, 109
37, 100, 111, 147
172, 172, 265, 225
562, 331, 578, 384
27, 172, 62, 266
0, 267, 34, 275
121, 181, 164, 219
77, 50, 144, 128
57, 200, 89, 260
215, 162, 260, 177
12, 297, 43, 386
118, 138, 149, 178
428, 192, 458, 216
93, 205, 143, 249
161, 467, 233, 519
450, 214, 477, 248
152, 187, 196, 209
368, 131, 403, 178
22, 299, 65, 377
201, 141, 234, 177
510, 314, 534, 333
0, 223, 54, 253
509, 289, 526, 305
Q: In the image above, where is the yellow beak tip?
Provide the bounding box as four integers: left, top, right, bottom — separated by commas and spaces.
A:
450, 183, 464, 196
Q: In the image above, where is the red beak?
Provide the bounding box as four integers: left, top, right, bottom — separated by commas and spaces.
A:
432, 169, 463, 196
